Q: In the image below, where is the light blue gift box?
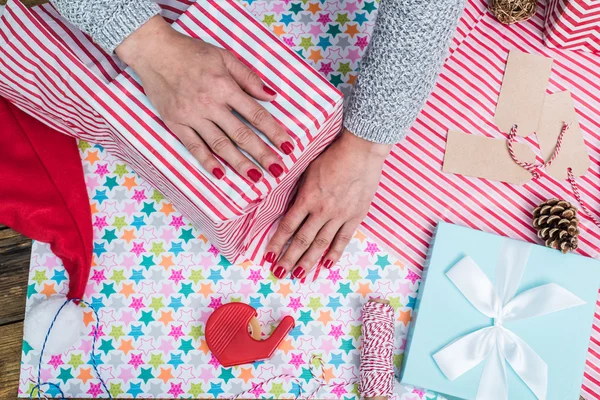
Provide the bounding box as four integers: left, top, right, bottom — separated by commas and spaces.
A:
400, 222, 600, 399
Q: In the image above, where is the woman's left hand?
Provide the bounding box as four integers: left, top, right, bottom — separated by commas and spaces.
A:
265, 129, 392, 280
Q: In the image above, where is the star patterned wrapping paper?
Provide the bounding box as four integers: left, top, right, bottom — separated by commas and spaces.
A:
18, 141, 434, 400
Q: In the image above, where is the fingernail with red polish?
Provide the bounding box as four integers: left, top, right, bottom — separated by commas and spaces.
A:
265, 252, 277, 263
212, 168, 224, 180
324, 259, 333, 269
247, 168, 262, 182
292, 266, 305, 279
273, 266, 286, 279
263, 85, 277, 97
281, 141, 294, 155
268, 164, 283, 178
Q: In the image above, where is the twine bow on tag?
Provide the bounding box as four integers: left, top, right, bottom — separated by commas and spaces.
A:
432, 239, 585, 400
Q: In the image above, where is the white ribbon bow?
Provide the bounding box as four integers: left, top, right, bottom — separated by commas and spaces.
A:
432, 240, 585, 400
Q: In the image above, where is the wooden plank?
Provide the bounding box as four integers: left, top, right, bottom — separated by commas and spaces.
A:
0, 322, 23, 399
0, 227, 31, 325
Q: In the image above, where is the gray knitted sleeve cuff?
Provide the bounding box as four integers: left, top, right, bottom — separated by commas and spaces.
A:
50, 0, 161, 54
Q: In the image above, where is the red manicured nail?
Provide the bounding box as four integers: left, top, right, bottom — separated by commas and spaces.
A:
263, 85, 277, 96
268, 164, 283, 178
281, 141, 294, 155
212, 168, 224, 179
273, 266, 286, 279
265, 252, 276, 263
324, 259, 333, 269
247, 168, 262, 182
292, 266, 305, 279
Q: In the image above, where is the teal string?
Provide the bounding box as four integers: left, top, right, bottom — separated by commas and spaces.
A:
29, 298, 112, 399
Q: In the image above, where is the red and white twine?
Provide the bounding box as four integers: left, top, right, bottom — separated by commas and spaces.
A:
507, 123, 600, 229
359, 301, 396, 399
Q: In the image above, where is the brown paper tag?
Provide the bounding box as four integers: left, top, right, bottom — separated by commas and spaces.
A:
494, 50, 553, 136
443, 130, 536, 185
536, 91, 590, 180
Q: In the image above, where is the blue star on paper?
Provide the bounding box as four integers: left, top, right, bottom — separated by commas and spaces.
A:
138, 368, 153, 384
290, 382, 303, 397
100, 283, 116, 297
93, 189, 109, 204
375, 255, 390, 268
353, 12, 368, 25
289, 2, 303, 14
179, 340, 194, 355
218, 255, 231, 268
130, 269, 145, 284
288, 326, 303, 340
51, 270, 67, 285
406, 295, 416, 309
179, 283, 194, 298
179, 228, 195, 243
93, 242, 107, 257
44, 384, 63, 398
249, 296, 263, 310
140, 256, 155, 270
27, 283, 36, 299
208, 383, 224, 398
280, 13, 294, 25
258, 283, 274, 297
102, 229, 118, 244
139, 310, 154, 326
208, 269, 223, 284
56, 367, 73, 383
327, 296, 342, 312
299, 367, 313, 383
297, 310, 313, 326
129, 325, 144, 340
141, 202, 156, 217
168, 352, 185, 368
337, 283, 352, 297
88, 352, 103, 366
316, 36, 332, 50
339, 338, 355, 354
169, 241, 184, 256
127, 383, 143, 398
329, 353, 344, 368
168, 296, 184, 312
90, 296, 104, 310
366, 268, 381, 283
98, 339, 115, 354
219, 368, 235, 384
131, 216, 146, 230
104, 176, 119, 191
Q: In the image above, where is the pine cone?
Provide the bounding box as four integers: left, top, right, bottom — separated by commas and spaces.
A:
532, 198, 579, 253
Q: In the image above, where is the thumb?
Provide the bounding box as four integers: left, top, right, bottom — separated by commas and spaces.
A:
222, 50, 277, 101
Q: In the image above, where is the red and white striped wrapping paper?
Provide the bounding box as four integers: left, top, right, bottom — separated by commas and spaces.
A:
545, 0, 600, 52
0, 0, 343, 264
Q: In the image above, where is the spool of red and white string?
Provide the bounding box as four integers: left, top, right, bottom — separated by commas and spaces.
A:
359, 299, 395, 400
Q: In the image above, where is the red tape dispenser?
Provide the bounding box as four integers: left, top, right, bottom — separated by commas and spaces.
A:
205, 303, 295, 367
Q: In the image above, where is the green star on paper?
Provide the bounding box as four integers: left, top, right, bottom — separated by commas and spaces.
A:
339, 338, 355, 354
394, 354, 403, 369
179, 339, 194, 355
388, 296, 402, 311
100, 283, 117, 297
346, 269, 362, 284
26, 383, 41, 398
113, 163, 129, 178
32, 270, 47, 285
258, 282, 274, 297
270, 383, 285, 397
150, 189, 164, 203
230, 296, 242, 302
149, 242, 166, 257
108, 325, 125, 341
56, 367, 73, 383
266, 271, 278, 284
329, 73, 344, 87
337, 282, 352, 297
98, 339, 115, 355
335, 13, 350, 24
103, 176, 119, 191
375, 254, 391, 268
307, 296, 323, 312
148, 353, 164, 369
350, 383, 360, 396
363, 1, 377, 13
349, 324, 362, 341
149, 297, 165, 312
219, 368, 235, 383
189, 269, 205, 284
189, 325, 204, 341
22, 341, 33, 356
262, 14, 276, 26
110, 270, 126, 285
337, 62, 352, 76
299, 36, 314, 51
189, 383, 204, 398
311, 354, 323, 368
179, 228, 195, 243
78, 140, 91, 152
289, 2, 304, 14
112, 216, 127, 230
67, 354, 84, 369
141, 202, 156, 216
138, 367, 154, 384
109, 383, 124, 397
179, 283, 194, 297
326, 23, 342, 37
139, 310, 155, 326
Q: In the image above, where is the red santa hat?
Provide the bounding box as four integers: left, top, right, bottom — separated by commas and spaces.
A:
0, 97, 93, 354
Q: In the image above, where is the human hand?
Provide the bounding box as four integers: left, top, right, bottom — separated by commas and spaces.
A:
264, 129, 392, 280
115, 16, 294, 181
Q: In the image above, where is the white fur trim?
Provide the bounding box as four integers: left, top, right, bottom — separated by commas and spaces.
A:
24, 296, 85, 354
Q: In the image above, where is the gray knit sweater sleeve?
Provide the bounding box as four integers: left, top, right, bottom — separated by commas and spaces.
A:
50, 0, 161, 54
344, 0, 465, 144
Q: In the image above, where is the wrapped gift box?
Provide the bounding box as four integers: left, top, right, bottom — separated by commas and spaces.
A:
0, 0, 343, 264
400, 222, 600, 399
544, 0, 600, 52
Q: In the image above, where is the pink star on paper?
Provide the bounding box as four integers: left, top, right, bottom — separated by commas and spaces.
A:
340, 365, 358, 384
406, 270, 420, 285
78, 338, 92, 354
132, 189, 146, 203
158, 339, 175, 353
280, 366, 295, 382
318, 281, 334, 296
412, 388, 426, 398
119, 366, 134, 381
90, 325, 105, 339
120, 255, 136, 269
199, 255, 215, 268
178, 254, 195, 269
131, 242, 146, 257
199, 367, 215, 381
297, 338, 316, 355
248, 269, 263, 284
87, 382, 103, 398
288, 297, 303, 312
248, 2, 267, 14
324, 1, 342, 12
90, 270, 106, 285
199, 309, 213, 324
364, 241, 380, 256
327, 269, 342, 284
345, 1, 359, 13
288, 23, 307, 38
329, 325, 344, 340
93, 216, 109, 230
355, 36, 369, 50
39, 367, 53, 382
122, 201, 137, 216
354, 254, 372, 268
208, 244, 219, 256
159, 282, 174, 297
258, 309, 275, 325
257, 365, 275, 380
217, 282, 235, 297
99, 309, 116, 324
95, 164, 109, 177
168, 325, 185, 340
208, 354, 221, 368
238, 282, 255, 298
338, 309, 355, 327
99, 254, 117, 270
168, 383, 184, 397
373, 282, 394, 297
98, 366, 115, 380
169, 216, 185, 230
331, 384, 347, 399
43, 255, 59, 268
137, 338, 156, 355
177, 309, 195, 327
271, 2, 286, 13
99, 201, 119, 218
319, 62, 334, 75
19, 366, 34, 386
138, 282, 156, 298
169, 269, 185, 284
398, 281, 413, 297
120, 310, 135, 325
48, 355, 63, 369
130, 297, 145, 312
283, 37, 295, 47
128, 353, 144, 369
346, 48, 362, 64
289, 353, 304, 368
321, 338, 336, 353
316, 13, 331, 25
160, 227, 175, 242
177, 366, 195, 384
86, 175, 100, 190
399, 337, 407, 351
139, 227, 157, 244
208, 297, 223, 309
309, 23, 322, 36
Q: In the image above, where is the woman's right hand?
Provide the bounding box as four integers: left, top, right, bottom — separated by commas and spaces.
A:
115, 16, 293, 181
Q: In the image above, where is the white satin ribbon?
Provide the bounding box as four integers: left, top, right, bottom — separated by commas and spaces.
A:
432, 239, 585, 400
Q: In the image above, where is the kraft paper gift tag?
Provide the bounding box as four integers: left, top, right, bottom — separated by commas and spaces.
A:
495, 50, 553, 137
443, 130, 536, 185
537, 91, 590, 180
